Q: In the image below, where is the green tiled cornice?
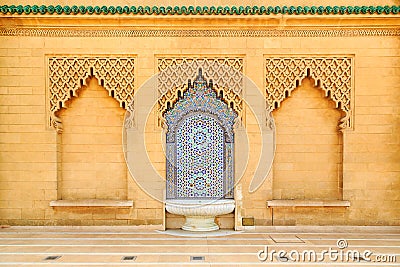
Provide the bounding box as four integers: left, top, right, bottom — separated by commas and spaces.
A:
1, 5, 399, 16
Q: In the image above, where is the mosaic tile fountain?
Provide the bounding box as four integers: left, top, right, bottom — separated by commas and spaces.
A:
165, 69, 236, 231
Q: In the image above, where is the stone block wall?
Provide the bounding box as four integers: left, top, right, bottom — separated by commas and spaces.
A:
58, 78, 127, 200
0, 2, 399, 226
273, 78, 343, 201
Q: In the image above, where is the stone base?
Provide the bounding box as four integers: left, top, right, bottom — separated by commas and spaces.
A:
182, 216, 219, 232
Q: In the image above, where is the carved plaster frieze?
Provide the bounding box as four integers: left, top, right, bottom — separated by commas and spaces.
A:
2, 27, 399, 37
265, 56, 353, 131
48, 56, 135, 132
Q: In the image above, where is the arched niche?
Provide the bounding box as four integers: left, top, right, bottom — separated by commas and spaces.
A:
164, 69, 237, 200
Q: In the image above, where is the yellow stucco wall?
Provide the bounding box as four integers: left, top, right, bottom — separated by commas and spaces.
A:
0, 3, 399, 227
273, 78, 343, 201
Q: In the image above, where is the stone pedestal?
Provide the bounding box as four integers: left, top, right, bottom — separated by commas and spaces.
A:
182, 216, 219, 232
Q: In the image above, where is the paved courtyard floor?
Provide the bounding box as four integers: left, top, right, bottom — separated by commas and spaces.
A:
0, 226, 399, 266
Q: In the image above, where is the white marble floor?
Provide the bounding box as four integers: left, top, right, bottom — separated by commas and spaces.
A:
0, 226, 399, 266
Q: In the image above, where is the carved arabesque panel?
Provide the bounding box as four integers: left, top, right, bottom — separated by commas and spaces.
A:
157, 57, 244, 126
265, 56, 353, 131
48, 56, 135, 132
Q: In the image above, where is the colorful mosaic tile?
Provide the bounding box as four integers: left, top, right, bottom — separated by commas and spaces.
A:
165, 69, 236, 199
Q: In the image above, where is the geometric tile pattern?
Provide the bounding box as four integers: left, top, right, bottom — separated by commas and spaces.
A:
176, 113, 224, 198
165, 69, 236, 199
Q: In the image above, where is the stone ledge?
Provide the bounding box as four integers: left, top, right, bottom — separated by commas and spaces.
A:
266, 200, 350, 208
49, 199, 134, 207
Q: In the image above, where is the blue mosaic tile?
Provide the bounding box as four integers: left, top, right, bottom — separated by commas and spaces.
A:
165, 68, 236, 199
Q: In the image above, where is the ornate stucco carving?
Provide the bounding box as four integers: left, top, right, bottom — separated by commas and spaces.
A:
157, 57, 243, 126
48, 56, 135, 132
2, 28, 399, 38
265, 56, 353, 131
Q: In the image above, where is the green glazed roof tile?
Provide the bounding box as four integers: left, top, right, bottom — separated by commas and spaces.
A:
1, 5, 399, 16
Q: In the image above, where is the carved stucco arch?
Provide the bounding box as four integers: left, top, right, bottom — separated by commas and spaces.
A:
48, 56, 135, 133
265, 56, 353, 131
158, 83, 242, 127
157, 57, 244, 127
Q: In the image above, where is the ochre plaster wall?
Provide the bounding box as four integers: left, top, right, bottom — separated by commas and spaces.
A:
273, 78, 343, 201
58, 78, 127, 200
0, 10, 399, 226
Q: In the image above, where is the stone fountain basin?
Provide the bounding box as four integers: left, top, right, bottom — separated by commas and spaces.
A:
165, 199, 235, 231
166, 199, 235, 216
